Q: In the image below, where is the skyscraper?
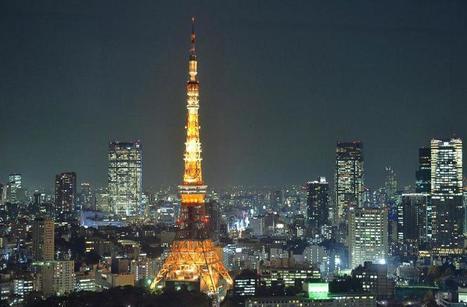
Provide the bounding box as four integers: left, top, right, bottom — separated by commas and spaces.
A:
77, 182, 95, 211
150, 19, 232, 298
108, 141, 143, 216
32, 217, 55, 261
349, 207, 388, 269
397, 193, 431, 254
6, 173, 23, 204
55, 172, 77, 216
430, 138, 464, 251
335, 141, 364, 224
306, 177, 330, 237
415, 147, 431, 193
384, 166, 398, 201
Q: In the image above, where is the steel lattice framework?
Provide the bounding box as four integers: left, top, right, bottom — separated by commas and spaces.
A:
150, 18, 233, 297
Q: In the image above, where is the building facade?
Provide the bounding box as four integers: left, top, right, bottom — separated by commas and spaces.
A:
430, 138, 464, 251
349, 207, 388, 269
397, 193, 431, 254
306, 177, 330, 237
32, 217, 55, 261
335, 142, 364, 224
108, 141, 143, 216
55, 172, 77, 216
6, 173, 23, 204
415, 147, 431, 193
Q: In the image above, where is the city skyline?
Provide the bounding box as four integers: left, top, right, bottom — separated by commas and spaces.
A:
1, 1, 467, 189
0, 5, 466, 305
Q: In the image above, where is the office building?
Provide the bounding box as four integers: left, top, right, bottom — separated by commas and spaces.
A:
397, 194, 431, 251
384, 166, 398, 201
352, 262, 394, 299
233, 269, 259, 298
349, 207, 388, 269
32, 217, 55, 261
430, 138, 464, 251
306, 177, 330, 237
77, 182, 95, 211
416, 147, 431, 193
55, 172, 77, 216
335, 142, 364, 223
95, 188, 111, 212
108, 141, 143, 216
13, 278, 35, 304
6, 173, 23, 204
260, 268, 320, 288
39, 260, 75, 297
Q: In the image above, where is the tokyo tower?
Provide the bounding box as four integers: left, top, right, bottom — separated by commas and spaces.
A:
150, 18, 233, 299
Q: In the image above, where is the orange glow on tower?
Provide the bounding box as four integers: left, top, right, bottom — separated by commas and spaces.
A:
150, 18, 232, 298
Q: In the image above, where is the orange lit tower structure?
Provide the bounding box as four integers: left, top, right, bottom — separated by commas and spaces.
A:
150, 18, 232, 297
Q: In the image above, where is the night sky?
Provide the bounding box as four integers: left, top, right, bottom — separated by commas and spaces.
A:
1, 0, 467, 190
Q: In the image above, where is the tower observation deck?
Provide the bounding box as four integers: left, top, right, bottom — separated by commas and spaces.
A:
150, 18, 233, 300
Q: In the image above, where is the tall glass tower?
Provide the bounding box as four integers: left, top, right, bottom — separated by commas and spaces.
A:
335, 141, 364, 223
430, 138, 464, 251
108, 141, 143, 216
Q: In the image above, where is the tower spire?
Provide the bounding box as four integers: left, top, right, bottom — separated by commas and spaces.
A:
184, 16, 202, 186
150, 19, 232, 297
190, 17, 196, 57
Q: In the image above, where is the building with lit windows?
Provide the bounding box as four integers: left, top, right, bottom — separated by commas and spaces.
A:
108, 141, 143, 217
245, 294, 376, 307
335, 142, 364, 224
55, 172, 77, 216
38, 260, 75, 297
6, 173, 23, 204
13, 278, 35, 304
260, 268, 320, 288
430, 138, 464, 251
416, 147, 431, 193
349, 207, 388, 269
306, 177, 330, 237
77, 182, 95, 211
233, 269, 259, 297
75, 271, 97, 292
384, 166, 398, 201
32, 217, 55, 261
397, 193, 430, 254
352, 262, 394, 299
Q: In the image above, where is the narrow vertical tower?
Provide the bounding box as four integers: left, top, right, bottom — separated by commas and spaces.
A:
150, 18, 232, 298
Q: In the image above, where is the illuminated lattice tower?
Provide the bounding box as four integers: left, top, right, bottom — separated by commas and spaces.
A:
150, 18, 232, 298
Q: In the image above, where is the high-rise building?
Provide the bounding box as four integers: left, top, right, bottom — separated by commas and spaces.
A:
384, 167, 398, 201
108, 141, 143, 216
6, 173, 23, 204
32, 217, 55, 261
77, 182, 95, 211
349, 207, 388, 269
397, 193, 431, 253
306, 177, 330, 237
415, 147, 431, 193
150, 19, 232, 298
430, 138, 464, 251
95, 188, 111, 212
39, 260, 75, 297
335, 142, 364, 223
55, 172, 77, 216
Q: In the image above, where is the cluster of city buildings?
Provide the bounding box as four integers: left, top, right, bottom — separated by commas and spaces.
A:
0, 137, 465, 306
